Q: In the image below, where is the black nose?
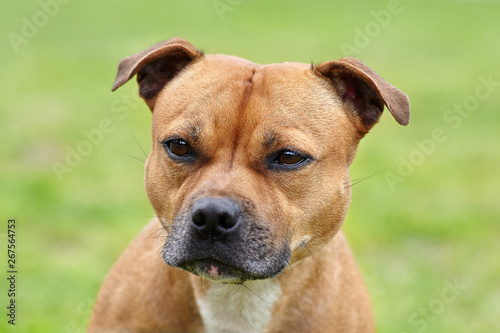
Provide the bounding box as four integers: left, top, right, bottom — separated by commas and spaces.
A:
191, 197, 241, 240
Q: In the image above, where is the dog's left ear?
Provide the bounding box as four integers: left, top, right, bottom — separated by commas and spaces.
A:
313, 57, 410, 132
111, 37, 203, 110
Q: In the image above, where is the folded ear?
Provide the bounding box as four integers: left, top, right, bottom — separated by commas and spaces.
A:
111, 37, 203, 110
313, 57, 410, 132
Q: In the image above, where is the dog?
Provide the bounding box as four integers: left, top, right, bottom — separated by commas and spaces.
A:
88, 37, 410, 333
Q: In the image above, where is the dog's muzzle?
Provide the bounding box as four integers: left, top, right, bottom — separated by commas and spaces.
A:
161, 197, 291, 283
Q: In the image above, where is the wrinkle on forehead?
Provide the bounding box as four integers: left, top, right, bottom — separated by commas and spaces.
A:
246, 63, 347, 143
153, 55, 352, 160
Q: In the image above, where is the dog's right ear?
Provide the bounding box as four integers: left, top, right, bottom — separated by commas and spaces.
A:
111, 37, 203, 110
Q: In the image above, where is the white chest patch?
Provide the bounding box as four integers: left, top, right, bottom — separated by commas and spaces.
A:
196, 279, 282, 333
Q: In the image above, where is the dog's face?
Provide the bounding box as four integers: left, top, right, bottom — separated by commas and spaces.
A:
147, 57, 358, 283
112, 38, 409, 283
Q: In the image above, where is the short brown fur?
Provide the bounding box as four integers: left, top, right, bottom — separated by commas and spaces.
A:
88, 38, 409, 333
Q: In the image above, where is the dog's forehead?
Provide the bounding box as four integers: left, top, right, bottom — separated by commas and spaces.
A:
153, 54, 347, 143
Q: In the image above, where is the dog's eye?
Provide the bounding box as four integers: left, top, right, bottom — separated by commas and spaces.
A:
275, 150, 306, 165
164, 139, 192, 157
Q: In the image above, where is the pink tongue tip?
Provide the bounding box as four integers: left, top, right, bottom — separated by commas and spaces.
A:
208, 265, 220, 277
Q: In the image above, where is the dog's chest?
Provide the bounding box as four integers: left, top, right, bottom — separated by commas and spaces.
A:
195, 279, 282, 333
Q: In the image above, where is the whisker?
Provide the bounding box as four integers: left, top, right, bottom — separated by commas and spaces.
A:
241, 283, 273, 305
144, 216, 174, 251
146, 226, 169, 239
117, 150, 145, 164
201, 277, 211, 292
129, 131, 148, 160
156, 215, 175, 223
304, 244, 315, 261
155, 215, 175, 226
228, 284, 243, 297
344, 173, 377, 188
154, 244, 164, 261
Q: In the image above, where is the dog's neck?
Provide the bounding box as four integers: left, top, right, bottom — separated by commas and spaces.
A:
195, 279, 281, 332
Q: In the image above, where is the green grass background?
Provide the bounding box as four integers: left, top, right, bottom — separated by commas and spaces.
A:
1, 0, 499, 332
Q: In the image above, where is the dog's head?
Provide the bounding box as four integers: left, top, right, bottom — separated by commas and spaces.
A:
112, 38, 409, 283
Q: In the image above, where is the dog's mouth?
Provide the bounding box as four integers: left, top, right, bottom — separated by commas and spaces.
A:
162, 207, 292, 283
180, 258, 280, 284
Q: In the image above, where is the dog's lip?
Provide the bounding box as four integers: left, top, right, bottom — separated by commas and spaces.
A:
180, 258, 275, 284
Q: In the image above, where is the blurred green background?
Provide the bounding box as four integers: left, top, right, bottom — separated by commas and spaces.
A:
1, 0, 499, 332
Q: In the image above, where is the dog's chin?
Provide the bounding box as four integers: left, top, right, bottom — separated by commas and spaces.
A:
174, 258, 285, 284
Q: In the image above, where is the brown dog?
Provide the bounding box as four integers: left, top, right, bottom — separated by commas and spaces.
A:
88, 37, 409, 333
